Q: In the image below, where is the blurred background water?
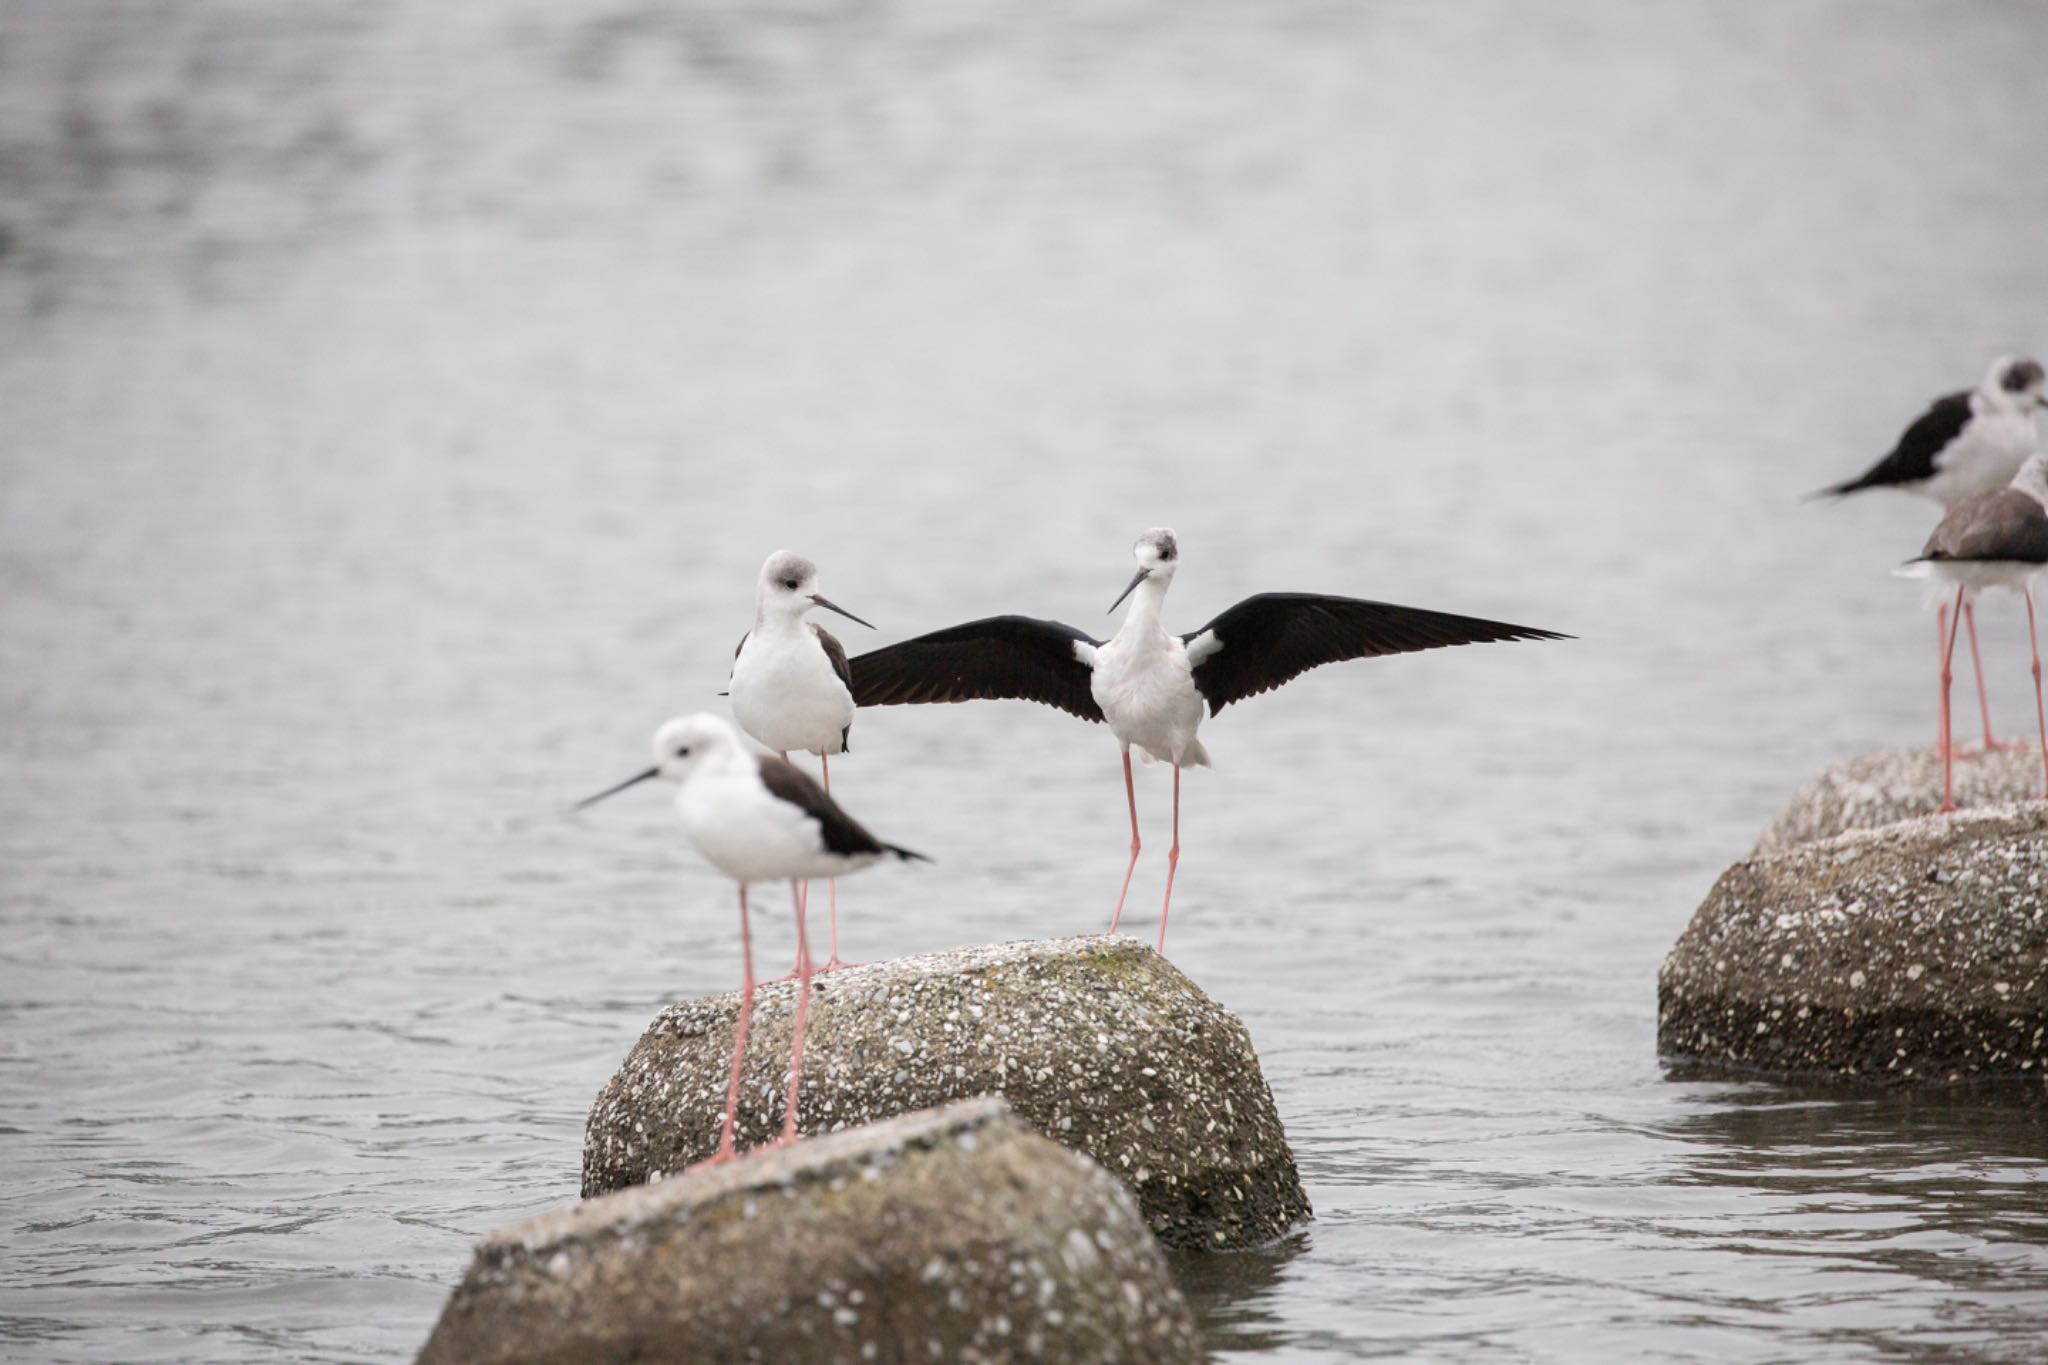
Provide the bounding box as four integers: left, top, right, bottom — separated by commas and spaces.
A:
2, 1, 2045, 1360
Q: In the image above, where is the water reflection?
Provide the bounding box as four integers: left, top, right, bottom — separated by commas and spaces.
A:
1171, 1232, 1311, 1358
4, 0, 2048, 1359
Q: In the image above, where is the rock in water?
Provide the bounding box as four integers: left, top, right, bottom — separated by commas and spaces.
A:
584, 935, 1310, 1251
1755, 742, 2047, 853
1661, 805, 2048, 1083
418, 1097, 1202, 1365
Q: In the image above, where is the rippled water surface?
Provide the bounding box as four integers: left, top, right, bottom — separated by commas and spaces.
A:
3, 2, 2046, 1360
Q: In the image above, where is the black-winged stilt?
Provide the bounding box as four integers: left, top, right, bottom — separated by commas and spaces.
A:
847, 528, 1567, 953
1817, 355, 2048, 754
575, 713, 926, 1168
728, 551, 874, 971
1900, 451, 2048, 813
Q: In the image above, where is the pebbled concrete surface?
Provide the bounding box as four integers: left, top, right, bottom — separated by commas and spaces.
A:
1754, 743, 2048, 853
1662, 805, 2048, 1084
582, 935, 1310, 1250
419, 1097, 1201, 1365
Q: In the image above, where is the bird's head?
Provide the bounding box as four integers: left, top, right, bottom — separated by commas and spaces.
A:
1109, 527, 1180, 612
574, 713, 741, 810
756, 550, 874, 629
1988, 355, 2048, 412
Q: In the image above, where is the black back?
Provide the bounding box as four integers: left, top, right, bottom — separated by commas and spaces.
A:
814, 623, 855, 750
1820, 391, 1973, 496
1185, 593, 1569, 714
1918, 488, 2048, 564
755, 754, 926, 861
850, 615, 1106, 722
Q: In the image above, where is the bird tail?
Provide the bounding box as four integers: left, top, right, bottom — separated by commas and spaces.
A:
887, 844, 932, 863
1802, 475, 1867, 501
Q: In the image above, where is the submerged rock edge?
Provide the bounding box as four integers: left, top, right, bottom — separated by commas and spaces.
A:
1663, 806, 2048, 1084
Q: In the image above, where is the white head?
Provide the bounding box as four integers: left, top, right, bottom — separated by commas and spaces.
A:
574, 713, 747, 810
1984, 355, 2048, 413
754, 550, 874, 630
1108, 527, 1181, 613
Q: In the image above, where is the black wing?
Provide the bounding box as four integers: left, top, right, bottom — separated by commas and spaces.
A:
1183, 593, 1570, 715
1918, 489, 2048, 564
812, 624, 855, 750
1816, 391, 1972, 497
755, 755, 927, 862
849, 615, 1105, 723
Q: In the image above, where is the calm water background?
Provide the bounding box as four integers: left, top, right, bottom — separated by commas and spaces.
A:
3, 2, 2046, 1360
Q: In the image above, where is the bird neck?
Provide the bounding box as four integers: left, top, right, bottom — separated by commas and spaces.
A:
753, 603, 813, 634
2012, 456, 2048, 509
1114, 574, 1172, 639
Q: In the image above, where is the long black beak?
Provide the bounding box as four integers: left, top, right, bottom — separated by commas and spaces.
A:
573, 766, 658, 811
1108, 567, 1149, 614
810, 594, 875, 629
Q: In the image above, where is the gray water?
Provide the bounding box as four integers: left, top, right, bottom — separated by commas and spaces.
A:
3, 2, 2046, 1360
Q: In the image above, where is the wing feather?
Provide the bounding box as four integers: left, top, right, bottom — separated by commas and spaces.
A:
849, 615, 1105, 722
1184, 592, 1569, 714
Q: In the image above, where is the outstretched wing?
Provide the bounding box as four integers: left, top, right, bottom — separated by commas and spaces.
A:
1815, 391, 1972, 497
849, 615, 1105, 722
1183, 592, 1570, 715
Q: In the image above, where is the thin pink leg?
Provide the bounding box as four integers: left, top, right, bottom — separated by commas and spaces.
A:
688, 883, 754, 1171
1935, 604, 1951, 758
1156, 764, 1181, 955
775, 878, 815, 1146
2027, 586, 2048, 799
772, 750, 809, 981
1940, 586, 1966, 813
819, 753, 856, 971
1106, 750, 1141, 935
1964, 601, 2012, 752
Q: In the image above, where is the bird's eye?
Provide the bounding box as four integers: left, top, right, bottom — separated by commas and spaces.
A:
783, 578, 801, 590
675, 746, 690, 757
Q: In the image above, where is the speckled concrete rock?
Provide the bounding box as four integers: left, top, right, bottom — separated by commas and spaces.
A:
584, 936, 1309, 1251
1754, 742, 2048, 853
1662, 805, 2048, 1083
419, 1097, 1201, 1365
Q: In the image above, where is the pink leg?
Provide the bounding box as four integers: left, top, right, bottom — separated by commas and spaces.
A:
818, 753, 857, 971
1935, 604, 1952, 758
2028, 587, 2048, 800
1940, 586, 1966, 813
1106, 750, 1141, 935
688, 884, 754, 1171
772, 750, 810, 981
1964, 601, 2013, 752
775, 878, 815, 1146
1155, 764, 1181, 955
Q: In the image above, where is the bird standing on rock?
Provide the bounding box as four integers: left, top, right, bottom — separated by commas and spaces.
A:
1900, 451, 2048, 813
848, 528, 1568, 953
575, 713, 927, 1168
728, 551, 875, 971
1817, 355, 2048, 755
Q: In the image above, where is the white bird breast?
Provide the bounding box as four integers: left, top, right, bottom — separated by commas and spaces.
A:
1086, 633, 1211, 766
1898, 558, 2046, 599
729, 628, 854, 756
1924, 409, 2039, 505
675, 771, 877, 884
